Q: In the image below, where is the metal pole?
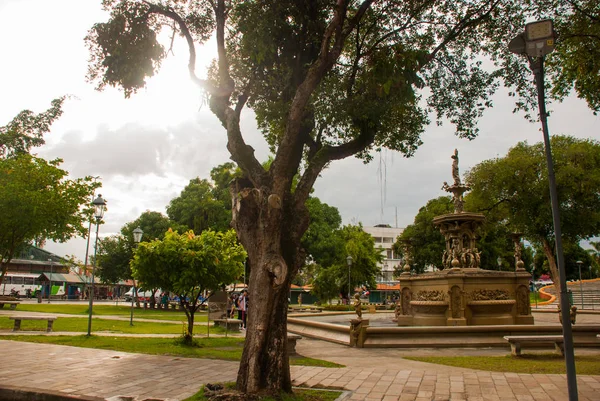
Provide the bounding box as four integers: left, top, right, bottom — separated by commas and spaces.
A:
48, 259, 52, 303
130, 279, 136, 326
578, 263, 584, 310
87, 219, 100, 336
530, 56, 578, 400
348, 264, 351, 303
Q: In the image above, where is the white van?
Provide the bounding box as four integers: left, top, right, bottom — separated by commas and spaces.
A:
124, 287, 154, 302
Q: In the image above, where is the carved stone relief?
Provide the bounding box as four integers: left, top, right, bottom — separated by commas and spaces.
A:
450, 286, 463, 318
470, 289, 510, 301
516, 285, 530, 315
414, 290, 446, 302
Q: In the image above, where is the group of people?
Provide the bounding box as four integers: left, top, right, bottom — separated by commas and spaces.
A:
229, 289, 248, 329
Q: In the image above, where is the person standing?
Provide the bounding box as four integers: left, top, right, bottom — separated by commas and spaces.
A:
239, 289, 248, 329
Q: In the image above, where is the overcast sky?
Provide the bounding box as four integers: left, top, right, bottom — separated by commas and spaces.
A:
1, 0, 598, 262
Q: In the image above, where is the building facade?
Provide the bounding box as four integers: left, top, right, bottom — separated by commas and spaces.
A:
363, 224, 404, 283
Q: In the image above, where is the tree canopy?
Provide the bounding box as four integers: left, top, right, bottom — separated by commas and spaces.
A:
97, 210, 180, 284
466, 135, 600, 288
0, 100, 99, 283
131, 229, 246, 341
394, 196, 453, 273
0, 97, 65, 158
85, 0, 600, 394
0, 154, 99, 281
311, 224, 382, 302
167, 177, 232, 233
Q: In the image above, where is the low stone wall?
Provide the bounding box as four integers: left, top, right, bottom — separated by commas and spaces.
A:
288, 314, 600, 349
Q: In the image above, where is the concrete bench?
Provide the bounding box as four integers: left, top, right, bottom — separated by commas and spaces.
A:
287, 333, 302, 355
214, 318, 243, 332
9, 316, 58, 332
0, 301, 20, 310
503, 335, 564, 356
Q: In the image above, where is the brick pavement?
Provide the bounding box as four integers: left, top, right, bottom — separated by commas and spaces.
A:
1, 340, 600, 400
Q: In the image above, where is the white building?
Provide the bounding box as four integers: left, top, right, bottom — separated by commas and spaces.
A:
363, 224, 404, 282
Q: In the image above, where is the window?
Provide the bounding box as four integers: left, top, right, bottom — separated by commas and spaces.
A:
12, 277, 24, 285
386, 250, 394, 259
23, 277, 34, 285
383, 237, 394, 243
3, 276, 11, 284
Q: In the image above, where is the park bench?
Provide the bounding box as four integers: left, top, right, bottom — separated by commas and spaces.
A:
287, 333, 302, 355
0, 300, 20, 310
503, 335, 564, 356
9, 316, 58, 332
214, 318, 243, 332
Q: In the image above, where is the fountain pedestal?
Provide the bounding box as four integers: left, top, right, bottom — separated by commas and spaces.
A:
395, 149, 534, 327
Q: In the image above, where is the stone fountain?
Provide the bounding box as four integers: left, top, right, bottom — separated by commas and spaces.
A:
396, 150, 534, 326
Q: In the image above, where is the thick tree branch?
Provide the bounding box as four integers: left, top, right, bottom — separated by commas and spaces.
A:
142, 1, 219, 94
295, 126, 376, 206
201, 1, 265, 188
272, 0, 374, 196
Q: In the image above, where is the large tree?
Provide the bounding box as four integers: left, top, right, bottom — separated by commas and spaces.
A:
0, 100, 99, 284
86, 0, 598, 394
466, 136, 600, 295
131, 229, 246, 342
311, 223, 382, 303
0, 154, 99, 283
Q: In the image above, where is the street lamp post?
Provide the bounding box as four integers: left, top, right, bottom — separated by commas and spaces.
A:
130, 227, 143, 326
577, 260, 584, 310
509, 19, 578, 400
531, 266, 538, 309
48, 258, 53, 303
346, 255, 353, 304
87, 194, 106, 336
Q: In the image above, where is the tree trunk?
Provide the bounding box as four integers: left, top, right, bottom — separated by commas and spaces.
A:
542, 238, 562, 306
187, 309, 195, 340
232, 184, 308, 394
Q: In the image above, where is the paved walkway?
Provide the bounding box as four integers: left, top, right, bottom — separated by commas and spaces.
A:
1, 339, 600, 401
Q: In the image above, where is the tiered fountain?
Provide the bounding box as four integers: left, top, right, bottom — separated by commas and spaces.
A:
396, 150, 534, 326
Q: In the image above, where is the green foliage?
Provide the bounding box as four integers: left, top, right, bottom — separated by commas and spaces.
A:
404, 354, 600, 375
86, 1, 214, 97
466, 136, 600, 244
97, 235, 131, 284
309, 222, 382, 302
301, 198, 343, 269
131, 229, 246, 338
167, 177, 232, 234
0, 97, 65, 158
543, 0, 600, 113
0, 154, 99, 279
466, 135, 600, 281
97, 211, 180, 284
122, 210, 180, 242
394, 196, 453, 273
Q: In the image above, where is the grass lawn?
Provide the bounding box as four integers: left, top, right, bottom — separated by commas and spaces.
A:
404, 354, 600, 375
0, 335, 343, 367
183, 383, 342, 401
0, 316, 221, 335
14, 304, 207, 321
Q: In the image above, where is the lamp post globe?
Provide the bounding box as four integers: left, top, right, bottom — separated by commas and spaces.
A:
87, 194, 106, 336
92, 194, 106, 221
130, 227, 143, 326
